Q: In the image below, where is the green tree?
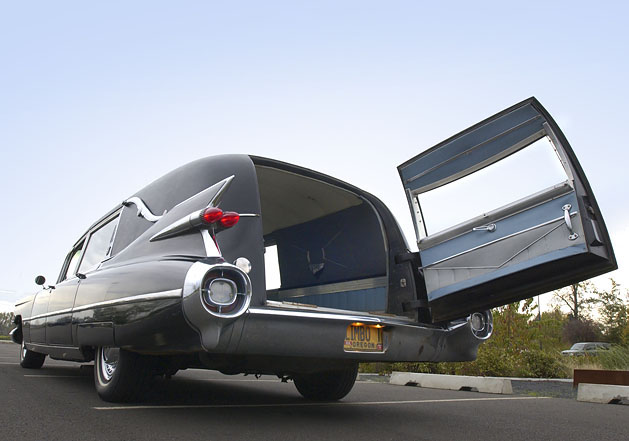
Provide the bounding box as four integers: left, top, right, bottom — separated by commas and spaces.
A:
537, 307, 569, 350
553, 281, 598, 320
0, 312, 15, 336
594, 279, 629, 344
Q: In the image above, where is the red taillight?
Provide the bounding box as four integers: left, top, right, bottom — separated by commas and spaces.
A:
202, 207, 223, 224
219, 211, 240, 228
200, 207, 240, 229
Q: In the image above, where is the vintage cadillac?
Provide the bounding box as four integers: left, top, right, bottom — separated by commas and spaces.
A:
11, 98, 616, 402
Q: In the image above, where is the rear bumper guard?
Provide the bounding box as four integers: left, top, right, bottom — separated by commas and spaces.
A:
229, 307, 493, 363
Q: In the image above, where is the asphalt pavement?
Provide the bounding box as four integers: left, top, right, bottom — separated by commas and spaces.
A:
1, 342, 626, 441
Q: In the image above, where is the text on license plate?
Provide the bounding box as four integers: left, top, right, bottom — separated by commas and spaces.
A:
344, 324, 384, 352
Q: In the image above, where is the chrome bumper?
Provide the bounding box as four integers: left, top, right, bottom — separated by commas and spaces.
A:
207, 306, 492, 363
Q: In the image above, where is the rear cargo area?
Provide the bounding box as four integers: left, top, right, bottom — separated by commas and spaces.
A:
255, 165, 388, 313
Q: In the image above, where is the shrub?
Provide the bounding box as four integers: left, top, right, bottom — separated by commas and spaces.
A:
518, 350, 564, 378
359, 363, 392, 374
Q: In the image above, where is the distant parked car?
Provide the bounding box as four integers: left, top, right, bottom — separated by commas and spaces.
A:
561, 342, 611, 356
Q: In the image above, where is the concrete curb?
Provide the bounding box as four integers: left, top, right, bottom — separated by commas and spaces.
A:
577, 383, 629, 405
390, 372, 513, 394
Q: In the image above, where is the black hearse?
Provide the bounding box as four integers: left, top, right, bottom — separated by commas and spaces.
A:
11, 98, 616, 402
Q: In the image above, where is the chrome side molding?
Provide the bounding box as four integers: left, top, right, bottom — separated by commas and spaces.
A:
21, 289, 182, 322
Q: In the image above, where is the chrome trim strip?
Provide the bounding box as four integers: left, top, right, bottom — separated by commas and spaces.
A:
22, 289, 182, 322
542, 122, 575, 183
14, 296, 33, 307
428, 222, 564, 271
123, 197, 164, 222
200, 229, 221, 257
150, 212, 200, 242
249, 306, 462, 330
424, 213, 576, 268
270, 277, 388, 300
26, 306, 74, 320
248, 307, 386, 323
418, 182, 573, 249
27, 343, 78, 351
264, 300, 414, 321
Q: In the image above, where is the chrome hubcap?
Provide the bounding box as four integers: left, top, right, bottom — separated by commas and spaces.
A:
21, 341, 26, 360
100, 347, 119, 382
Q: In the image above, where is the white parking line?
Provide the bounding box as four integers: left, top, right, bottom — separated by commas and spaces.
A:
94, 396, 549, 411
0, 362, 17, 365
24, 374, 83, 378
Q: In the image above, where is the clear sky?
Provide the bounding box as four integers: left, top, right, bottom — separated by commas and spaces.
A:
1, 1, 627, 312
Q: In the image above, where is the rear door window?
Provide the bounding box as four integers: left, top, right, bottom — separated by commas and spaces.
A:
78, 216, 120, 274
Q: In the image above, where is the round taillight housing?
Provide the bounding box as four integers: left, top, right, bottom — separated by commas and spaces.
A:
200, 266, 250, 316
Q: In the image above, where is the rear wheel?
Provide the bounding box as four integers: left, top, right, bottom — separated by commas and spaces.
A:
94, 347, 152, 402
19, 340, 45, 369
293, 363, 358, 401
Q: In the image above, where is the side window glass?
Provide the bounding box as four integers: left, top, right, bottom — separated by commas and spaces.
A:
64, 245, 84, 280
78, 217, 119, 274
264, 244, 281, 290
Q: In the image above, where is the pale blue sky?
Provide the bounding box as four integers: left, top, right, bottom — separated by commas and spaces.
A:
1, 1, 627, 311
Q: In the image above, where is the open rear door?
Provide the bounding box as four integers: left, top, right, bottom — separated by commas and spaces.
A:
398, 98, 616, 322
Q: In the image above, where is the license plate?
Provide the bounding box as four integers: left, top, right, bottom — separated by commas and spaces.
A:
344, 324, 384, 352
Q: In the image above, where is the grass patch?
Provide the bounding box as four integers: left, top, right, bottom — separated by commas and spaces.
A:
598, 345, 629, 370
0, 335, 10, 341
559, 346, 629, 376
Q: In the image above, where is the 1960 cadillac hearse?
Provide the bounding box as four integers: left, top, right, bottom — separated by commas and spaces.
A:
11, 98, 616, 402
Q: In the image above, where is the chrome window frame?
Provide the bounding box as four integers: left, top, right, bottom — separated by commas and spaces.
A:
77, 209, 123, 275
57, 208, 123, 283
58, 239, 86, 283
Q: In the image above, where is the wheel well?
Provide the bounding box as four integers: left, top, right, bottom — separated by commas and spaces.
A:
11, 315, 23, 344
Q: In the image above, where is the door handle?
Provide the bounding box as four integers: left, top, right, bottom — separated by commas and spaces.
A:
562, 204, 579, 241
473, 223, 496, 233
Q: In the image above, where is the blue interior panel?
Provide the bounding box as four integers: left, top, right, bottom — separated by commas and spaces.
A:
400, 103, 546, 194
